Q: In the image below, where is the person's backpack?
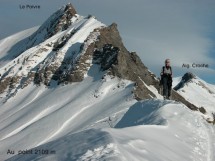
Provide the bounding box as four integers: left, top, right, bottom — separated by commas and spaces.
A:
160, 66, 172, 86
162, 66, 172, 76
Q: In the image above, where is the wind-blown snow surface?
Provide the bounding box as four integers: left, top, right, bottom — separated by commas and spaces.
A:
0, 65, 136, 160
173, 77, 215, 119
4, 99, 215, 161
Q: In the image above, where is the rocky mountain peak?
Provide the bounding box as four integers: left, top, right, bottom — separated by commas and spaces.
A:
26, 3, 78, 44
173, 72, 196, 91
182, 72, 196, 82
64, 3, 77, 16
44, 3, 77, 38
2, 3, 79, 61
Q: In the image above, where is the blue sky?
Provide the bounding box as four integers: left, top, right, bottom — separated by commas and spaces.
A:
0, 0, 215, 83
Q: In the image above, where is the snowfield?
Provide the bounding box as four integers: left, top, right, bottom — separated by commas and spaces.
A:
0, 65, 136, 160
4, 99, 215, 161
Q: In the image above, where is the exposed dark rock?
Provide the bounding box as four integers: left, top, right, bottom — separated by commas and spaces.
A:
64, 3, 77, 16
65, 43, 95, 82
59, 23, 158, 99
171, 90, 198, 111
46, 3, 77, 38
94, 44, 119, 70
90, 23, 159, 100
174, 72, 196, 90
182, 72, 196, 82
0, 77, 12, 94
34, 71, 44, 86
66, 71, 84, 82
21, 72, 35, 88
207, 113, 215, 125
199, 107, 206, 114
53, 31, 76, 51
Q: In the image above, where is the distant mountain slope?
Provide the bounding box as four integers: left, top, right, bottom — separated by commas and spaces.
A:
173, 72, 215, 120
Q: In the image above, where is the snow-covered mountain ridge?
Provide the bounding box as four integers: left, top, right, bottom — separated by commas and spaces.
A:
0, 4, 105, 101
0, 3, 160, 104
173, 72, 215, 121
0, 2, 215, 161
4, 99, 215, 161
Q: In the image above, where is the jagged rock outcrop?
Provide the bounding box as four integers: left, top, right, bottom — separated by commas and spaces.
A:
182, 72, 196, 82
31, 22, 160, 99
171, 90, 198, 111
28, 3, 77, 45
174, 72, 196, 90
46, 3, 77, 37
68, 23, 159, 100
95, 24, 160, 99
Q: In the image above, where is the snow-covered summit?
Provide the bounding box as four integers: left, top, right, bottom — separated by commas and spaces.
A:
173, 72, 215, 120
0, 3, 78, 67
174, 72, 196, 90
32, 3, 77, 42
0, 5, 106, 101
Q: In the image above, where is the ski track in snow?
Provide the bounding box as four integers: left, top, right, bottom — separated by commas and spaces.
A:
0, 88, 41, 123
36, 78, 123, 146
37, 104, 92, 146
1, 105, 54, 141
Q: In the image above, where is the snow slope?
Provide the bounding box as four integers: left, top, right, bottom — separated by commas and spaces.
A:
173, 76, 215, 119
0, 65, 136, 160
0, 27, 39, 68
5, 100, 215, 161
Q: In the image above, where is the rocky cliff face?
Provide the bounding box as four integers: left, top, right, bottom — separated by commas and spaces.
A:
76, 23, 159, 100
43, 3, 77, 38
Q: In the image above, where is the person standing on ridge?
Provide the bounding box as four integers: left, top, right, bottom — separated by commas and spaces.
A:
160, 59, 173, 99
